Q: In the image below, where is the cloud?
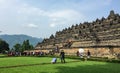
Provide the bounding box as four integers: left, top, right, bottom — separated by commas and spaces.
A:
75, 0, 112, 11
17, 4, 45, 16
0, 0, 8, 5
48, 10, 85, 27
0, 0, 85, 28
23, 23, 38, 28
27, 24, 38, 28
49, 23, 56, 27
49, 10, 84, 19
0, 0, 114, 38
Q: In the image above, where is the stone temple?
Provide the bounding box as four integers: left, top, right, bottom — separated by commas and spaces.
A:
34, 10, 120, 57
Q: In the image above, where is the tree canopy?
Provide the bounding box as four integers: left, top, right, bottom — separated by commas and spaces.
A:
0, 39, 9, 53
13, 40, 34, 52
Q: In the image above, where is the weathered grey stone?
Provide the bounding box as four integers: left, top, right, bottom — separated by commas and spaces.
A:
35, 10, 120, 49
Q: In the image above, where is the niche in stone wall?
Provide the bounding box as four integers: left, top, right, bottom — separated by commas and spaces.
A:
96, 30, 99, 32
94, 26, 98, 28
110, 21, 113, 26
92, 23, 95, 26
79, 30, 81, 34
102, 25, 104, 27
74, 36, 79, 40
82, 26, 85, 29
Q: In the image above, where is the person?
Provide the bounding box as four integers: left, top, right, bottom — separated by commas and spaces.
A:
87, 50, 91, 58
76, 51, 79, 56
55, 46, 59, 53
60, 50, 65, 63
51, 58, 57, 64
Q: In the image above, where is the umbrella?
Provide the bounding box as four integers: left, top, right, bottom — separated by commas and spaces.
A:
79, 48, 84, 53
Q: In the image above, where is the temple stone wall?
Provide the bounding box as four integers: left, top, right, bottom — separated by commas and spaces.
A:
34, 10, 120, 57
60, 47, 120, 57
26, 47, 120, 58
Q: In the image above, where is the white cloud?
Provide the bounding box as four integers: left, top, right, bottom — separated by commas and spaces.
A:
17, 4, 45, 16
48, 10, 85, 27
23, 23, 38, 28
49, 10, 84, 19
50, 23, 56, 27
0, 0, 8, 5
27, 24, 38, 28
0, 0, 85, 29
0, 0, 5, 4
76, 0, 112, 11
28, 24, 38, 28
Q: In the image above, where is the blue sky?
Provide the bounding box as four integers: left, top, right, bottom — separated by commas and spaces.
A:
0, 0, 120, 38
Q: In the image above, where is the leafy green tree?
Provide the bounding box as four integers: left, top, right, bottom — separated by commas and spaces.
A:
30, 45, 34, 50
13, 40, 34, 52
0, 39, 9, 53
13, 43, 21, 52
21, 40, 34, 52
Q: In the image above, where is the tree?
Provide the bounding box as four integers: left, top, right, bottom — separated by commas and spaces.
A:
13, 43, 21, 52
0, 39, 9, 53
29, 45, 34, 50
21, 40, 34, 52
12, 40, 34, 52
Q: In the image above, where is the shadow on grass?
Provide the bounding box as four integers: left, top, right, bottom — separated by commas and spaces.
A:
55, 62, 120, 73
0, 60, 80, 69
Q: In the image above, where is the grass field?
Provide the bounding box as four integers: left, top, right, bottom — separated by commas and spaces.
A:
0, 56, 120, 73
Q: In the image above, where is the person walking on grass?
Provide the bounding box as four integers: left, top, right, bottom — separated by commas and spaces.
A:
60, 50, 65, 63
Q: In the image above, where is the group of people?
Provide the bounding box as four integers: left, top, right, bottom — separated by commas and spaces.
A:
51, 50, 65, 64
51, 49, 91, 64
76, 50, 91, 59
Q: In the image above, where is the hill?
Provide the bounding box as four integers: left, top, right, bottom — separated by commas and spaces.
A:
0, 34, 43, 48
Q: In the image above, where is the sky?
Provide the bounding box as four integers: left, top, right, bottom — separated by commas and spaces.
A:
0, 0, 120, 38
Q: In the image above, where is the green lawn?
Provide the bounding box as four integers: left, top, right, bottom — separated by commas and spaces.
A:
0, 54, 7, 57
0, 56, 120, 73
